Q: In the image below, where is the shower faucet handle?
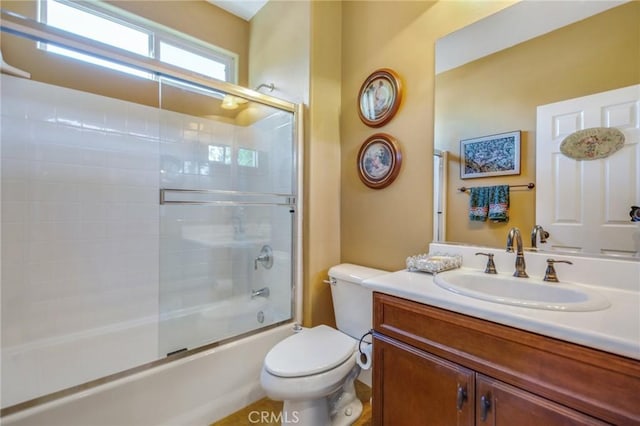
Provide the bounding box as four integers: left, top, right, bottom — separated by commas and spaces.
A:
254, 245, 273, 270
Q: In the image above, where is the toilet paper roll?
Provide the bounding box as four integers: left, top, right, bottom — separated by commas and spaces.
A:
356, 344, 373, 370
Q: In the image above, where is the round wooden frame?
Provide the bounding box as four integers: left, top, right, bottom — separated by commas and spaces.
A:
357, 68, 403, 128
357, 133, 402, 189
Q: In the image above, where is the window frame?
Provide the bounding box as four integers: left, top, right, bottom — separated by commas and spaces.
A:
37, 0, 238, 84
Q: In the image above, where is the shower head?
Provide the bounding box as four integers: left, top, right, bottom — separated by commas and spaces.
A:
254, 82, 274, 92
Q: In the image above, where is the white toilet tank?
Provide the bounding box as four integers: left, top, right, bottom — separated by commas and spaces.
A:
328, 264, 387, 340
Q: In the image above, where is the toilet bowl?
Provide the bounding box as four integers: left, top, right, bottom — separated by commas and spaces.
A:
260, 264, 387, 426
261, 325, 362, 426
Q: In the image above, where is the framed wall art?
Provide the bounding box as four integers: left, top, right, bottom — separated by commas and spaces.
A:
357, 133, 402, 189
460, 130, 521, 179
357, 68, 402, 128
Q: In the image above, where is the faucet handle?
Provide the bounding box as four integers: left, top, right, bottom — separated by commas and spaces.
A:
543, 258, 573, 282
475, 252, 497, 274
254, 245, 274, 270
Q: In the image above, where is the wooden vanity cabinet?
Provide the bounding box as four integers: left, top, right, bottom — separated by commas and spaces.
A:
372, 293, 640, 426
473, 374, 607, 426
374, 336, 474, 426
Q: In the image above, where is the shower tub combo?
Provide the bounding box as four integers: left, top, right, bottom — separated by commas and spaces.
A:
0, 9, 302, 425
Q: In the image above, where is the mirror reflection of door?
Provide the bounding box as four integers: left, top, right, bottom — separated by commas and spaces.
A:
536, 85, 640, 256
434, 1, 639, 255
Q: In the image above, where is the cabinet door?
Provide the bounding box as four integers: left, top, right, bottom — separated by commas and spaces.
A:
475, 374, 608, 426
373, 335, 474, 426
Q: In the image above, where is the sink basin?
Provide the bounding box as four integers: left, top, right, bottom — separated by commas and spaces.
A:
433, 269, 610, 312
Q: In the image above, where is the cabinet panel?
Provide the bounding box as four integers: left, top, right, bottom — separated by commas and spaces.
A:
373, 292, 640, 424
475, 374, 608, 426
373, 335, 474, 426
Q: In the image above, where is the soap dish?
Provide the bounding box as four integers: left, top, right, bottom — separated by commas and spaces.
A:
406, 252, 462, 274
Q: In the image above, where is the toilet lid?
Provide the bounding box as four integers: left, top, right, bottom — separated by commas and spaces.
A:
264, 325, 356, 378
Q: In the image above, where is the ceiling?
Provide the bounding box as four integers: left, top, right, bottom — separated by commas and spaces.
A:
206, 0, 269, 21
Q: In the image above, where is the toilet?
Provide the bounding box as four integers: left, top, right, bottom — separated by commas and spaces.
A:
260, 264, 386, 426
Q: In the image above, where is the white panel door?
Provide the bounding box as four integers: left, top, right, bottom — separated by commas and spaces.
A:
536, 85, 640, 256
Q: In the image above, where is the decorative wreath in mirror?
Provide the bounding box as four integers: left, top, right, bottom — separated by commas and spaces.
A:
357, 68, 403, 127
357, 133, 402, 189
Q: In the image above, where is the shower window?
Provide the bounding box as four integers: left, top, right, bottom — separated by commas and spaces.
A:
207, 145, 259, 167
38, 0, 237, 83
209, 145, 232, 164
238, 148, 259, 168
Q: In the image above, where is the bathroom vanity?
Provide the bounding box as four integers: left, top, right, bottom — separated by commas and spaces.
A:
372, 292, 638, 425
364, 245, 640, 425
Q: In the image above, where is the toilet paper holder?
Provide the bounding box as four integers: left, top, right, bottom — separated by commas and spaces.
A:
358, 330, 372, 351
357, 330, 373, 370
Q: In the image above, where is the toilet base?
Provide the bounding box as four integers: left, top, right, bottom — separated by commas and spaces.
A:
280, 365, 363, 426
331, 398, 363, 426
282, 399, 329, 426
329, 364, 363, 426
281, 394, 362, 426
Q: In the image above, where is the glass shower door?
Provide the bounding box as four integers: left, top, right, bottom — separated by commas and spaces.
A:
157, 78, 296, 356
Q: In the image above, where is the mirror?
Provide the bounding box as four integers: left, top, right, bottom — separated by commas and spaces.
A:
434, 1, 639, 257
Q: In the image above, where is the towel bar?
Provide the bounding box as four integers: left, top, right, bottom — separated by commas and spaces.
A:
458, 182, 535, 193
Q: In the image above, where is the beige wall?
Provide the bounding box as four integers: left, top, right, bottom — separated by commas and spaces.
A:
250, 1, 343, 327
303, 1, 343, 327
249, 0, 310, 104
436, 1, 640, 249
339, 1, 513, 272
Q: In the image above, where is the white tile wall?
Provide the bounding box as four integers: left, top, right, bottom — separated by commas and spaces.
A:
0, 75, 296, 408
1, 76, 162, 406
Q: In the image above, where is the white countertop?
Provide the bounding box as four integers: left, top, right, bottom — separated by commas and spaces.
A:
363, 269, 640, 360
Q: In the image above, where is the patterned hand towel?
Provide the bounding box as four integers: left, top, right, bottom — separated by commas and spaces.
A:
469, 187, 489, 221
488, 185, 510, 222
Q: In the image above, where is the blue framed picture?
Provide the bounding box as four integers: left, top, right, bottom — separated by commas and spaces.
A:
460, 131, 521, 179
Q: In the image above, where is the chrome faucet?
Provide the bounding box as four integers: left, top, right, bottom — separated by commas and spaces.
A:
506, 227, 529, 278
531, 225, 550, 248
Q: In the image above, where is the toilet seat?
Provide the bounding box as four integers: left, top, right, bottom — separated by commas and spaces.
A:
260, 352, 357, 402
264, 325, 356, 377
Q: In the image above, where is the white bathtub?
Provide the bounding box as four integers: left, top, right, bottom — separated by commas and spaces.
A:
159, 295, 279, 357
2, 293, 284, 407
2, 323, 294, 426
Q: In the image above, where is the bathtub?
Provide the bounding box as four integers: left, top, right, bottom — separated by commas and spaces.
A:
159, 294, 280, 357
2, 305, 294, 426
